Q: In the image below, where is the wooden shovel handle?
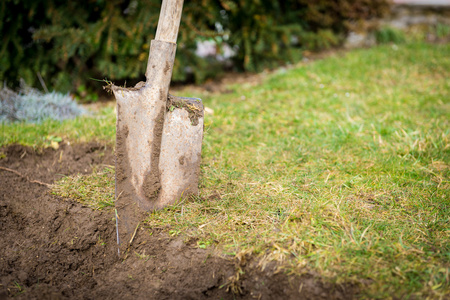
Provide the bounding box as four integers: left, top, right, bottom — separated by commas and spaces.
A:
155, 0, 184, 44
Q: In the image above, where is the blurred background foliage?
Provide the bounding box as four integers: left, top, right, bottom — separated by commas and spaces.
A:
1, 0, 390, 96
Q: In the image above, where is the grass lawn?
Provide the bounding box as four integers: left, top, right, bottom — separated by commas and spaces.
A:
2, 42, 449, 298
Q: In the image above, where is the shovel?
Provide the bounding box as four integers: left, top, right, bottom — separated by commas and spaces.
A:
110, 0, 204, 255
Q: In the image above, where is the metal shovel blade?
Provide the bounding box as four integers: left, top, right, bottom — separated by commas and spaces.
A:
111, 41, 204, 254
113, 90, 204, 254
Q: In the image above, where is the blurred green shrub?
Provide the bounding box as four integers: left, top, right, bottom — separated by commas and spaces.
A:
375, 26, 406, 44
1, 0, 390, 94
435, 23, 450, 39
74, 84, 99, 103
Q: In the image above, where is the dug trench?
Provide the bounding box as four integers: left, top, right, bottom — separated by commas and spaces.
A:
0, 142, 358, 299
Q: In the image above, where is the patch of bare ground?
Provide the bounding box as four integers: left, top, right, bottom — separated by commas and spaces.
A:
0, 142, 358, 299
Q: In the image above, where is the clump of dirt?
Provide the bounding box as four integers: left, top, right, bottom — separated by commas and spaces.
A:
0, 142, 358, 299
167, 94, 204, 126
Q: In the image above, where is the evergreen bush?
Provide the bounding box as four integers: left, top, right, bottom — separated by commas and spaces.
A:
1, 0, 390, 94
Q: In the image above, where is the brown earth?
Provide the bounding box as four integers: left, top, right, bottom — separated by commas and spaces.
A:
0, 142, 358, 299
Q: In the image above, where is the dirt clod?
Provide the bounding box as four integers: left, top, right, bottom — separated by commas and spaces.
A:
167, 94, 204, 126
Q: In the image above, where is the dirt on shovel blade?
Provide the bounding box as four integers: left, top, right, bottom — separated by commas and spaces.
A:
0, 142, 358, 299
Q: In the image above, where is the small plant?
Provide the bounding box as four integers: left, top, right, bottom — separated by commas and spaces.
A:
197, 240, 212, 249
375, 26, 406, 44
97, 235, 106, 246
169, 229, 181, 236
10, 281, 25, 296
45, 135, 63, 149
435, 23, 450, 39
0, 81, 85, 123
134, 251, 151, 261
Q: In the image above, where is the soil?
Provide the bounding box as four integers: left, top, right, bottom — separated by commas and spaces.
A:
167, 94, 204, 126
0, 142, 358, 299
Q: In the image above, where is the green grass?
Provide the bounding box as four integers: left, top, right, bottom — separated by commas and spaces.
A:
51, 167, 115, 210
0, 103, 116, 148
2, 42, 449, 298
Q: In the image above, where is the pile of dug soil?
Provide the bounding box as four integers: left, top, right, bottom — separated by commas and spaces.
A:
0, 142, 356, 299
